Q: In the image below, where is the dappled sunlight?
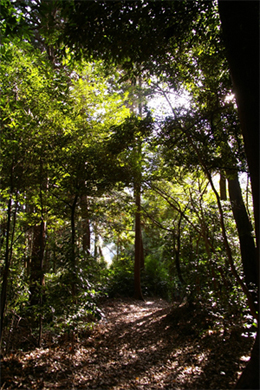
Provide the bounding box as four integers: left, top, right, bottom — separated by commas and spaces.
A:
2, 298, 254, 389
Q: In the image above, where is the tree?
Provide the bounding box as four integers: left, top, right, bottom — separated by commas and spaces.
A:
218, 2, 259, 388
0, 38, 134, 341
218, 1, 259, 255
0, 40, 65, 342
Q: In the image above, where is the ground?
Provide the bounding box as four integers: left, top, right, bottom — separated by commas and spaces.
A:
0, 298, 256, 389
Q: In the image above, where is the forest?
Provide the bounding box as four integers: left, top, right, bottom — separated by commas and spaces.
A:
0, 1, 259, 389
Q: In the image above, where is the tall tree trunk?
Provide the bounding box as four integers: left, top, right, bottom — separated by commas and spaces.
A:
218, 0, 259, 254
132, 75, 144, 300
134, 182, 144, 300
218, 2, 260, 382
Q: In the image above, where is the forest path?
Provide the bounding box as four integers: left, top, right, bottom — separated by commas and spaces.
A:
1, 298, 254, 389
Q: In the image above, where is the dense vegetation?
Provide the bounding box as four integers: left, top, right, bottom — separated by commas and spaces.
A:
0, 1, 259, 388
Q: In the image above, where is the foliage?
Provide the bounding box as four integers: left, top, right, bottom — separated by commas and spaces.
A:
105, 256, 135, 298
42, 266, 106, 336
1, 6, 257, 384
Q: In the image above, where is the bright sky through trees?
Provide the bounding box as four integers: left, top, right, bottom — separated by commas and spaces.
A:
148, 90, 191, 119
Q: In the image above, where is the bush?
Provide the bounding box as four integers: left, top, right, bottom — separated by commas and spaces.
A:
105, 256, 135, 297
141, 254, 171, 299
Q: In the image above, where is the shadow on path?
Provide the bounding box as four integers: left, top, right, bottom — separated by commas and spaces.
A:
1, 298, 255, 389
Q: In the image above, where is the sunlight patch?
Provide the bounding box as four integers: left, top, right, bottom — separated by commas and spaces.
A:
240, 355, 250, 362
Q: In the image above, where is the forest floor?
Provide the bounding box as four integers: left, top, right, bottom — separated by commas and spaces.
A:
0, 297, 256, 390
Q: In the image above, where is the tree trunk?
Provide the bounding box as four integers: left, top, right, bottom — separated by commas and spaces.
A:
70, 195, 78, 299
140, 230, 145, 271
134, 182, 144, 300
29, 220, 46, 307
215, 5, 259, 386
218, 0, 259, 253
219, 173, 227, 200
0, 196, 15, 343
175, 216, 184, 284
228, 174, 258, 293
80, 195, 91, 255
29, 219, 46, 347
234, 332, 259, 390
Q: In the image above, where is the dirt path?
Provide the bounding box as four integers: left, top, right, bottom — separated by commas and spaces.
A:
1, 298, 255, 389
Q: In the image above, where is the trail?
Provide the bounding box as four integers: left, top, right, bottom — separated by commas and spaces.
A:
1, 298, 254, 389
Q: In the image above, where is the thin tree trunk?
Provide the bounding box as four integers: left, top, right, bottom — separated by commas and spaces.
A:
0, 196, 14, 343
133, 75, 144, 300
29, 221, 46, 307
94, 230, 98, 260
163, 88, 257, 320
227, 173, 258, 294
29, 219, 46, 347
140, 231, 144, 270
175, 216, 184, 284
219, 173, 227, 200
80, 195, 91, 255
134, 182, 144, 300
70, 195, 78, 299
208, 172, 257, 320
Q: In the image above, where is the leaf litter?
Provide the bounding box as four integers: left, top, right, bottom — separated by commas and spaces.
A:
1, 298, 255, 389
